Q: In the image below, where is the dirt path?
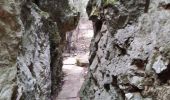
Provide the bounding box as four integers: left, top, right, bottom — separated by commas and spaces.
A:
56, 18, 92, 100
56, 57, 87, 100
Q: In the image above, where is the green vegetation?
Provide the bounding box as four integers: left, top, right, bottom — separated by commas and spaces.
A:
103, 0, 117, 6
90, 6, 100, 17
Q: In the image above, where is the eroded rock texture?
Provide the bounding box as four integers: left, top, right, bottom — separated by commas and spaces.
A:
0, 0, 79, 99
38, 0, 80, 95
80, 0, 170, 100
0, 0, 22, 99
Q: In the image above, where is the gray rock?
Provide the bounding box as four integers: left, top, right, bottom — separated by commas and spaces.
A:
80, 0, 170, 100
0, 0, 22, 99
0, 0, 79, 99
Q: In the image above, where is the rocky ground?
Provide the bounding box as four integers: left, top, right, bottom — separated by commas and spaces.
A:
56, 57, 87, 100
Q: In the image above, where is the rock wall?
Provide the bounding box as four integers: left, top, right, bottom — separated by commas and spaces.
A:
80, 0, 170, 100
38, 0, 80, 95
0, 0, 79, 99
0, 0, 22, 99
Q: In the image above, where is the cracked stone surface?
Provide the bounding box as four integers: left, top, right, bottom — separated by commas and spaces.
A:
1, 0, 170, 99
0, 0, 79, 99
80, 0, 170, 100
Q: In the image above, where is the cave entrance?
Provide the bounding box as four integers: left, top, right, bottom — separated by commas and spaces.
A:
56, 10, 94, 100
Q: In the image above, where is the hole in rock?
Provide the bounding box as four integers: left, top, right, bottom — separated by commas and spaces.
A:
124, 83, 143, 92
34, 0, 40, 6
144, 0, 150, 13
128, 85, 143, 92
104, 83, 110, 92
159, 3, 170, 10
93, 20, 103, 35
112, 75, 118, 86
115, 44, 127, 56
158, 63, 170, 84
131, 59, 148, 70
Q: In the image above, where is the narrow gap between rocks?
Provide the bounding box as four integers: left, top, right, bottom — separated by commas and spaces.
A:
56, 11, 94, 100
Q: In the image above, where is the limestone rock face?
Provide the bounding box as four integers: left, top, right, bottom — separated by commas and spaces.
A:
17, 2, 52, 99
0, 0, 79, 100
38, 0, 80, 33
80, 0, 170, 100
37, 0, 80, 95
0, 0, 22, 99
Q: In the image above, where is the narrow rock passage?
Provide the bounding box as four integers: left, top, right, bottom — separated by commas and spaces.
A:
56, 17, 93, 100
56, 57, 87, 100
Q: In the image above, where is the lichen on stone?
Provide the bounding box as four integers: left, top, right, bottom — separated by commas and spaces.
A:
103, 0, 117, 6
